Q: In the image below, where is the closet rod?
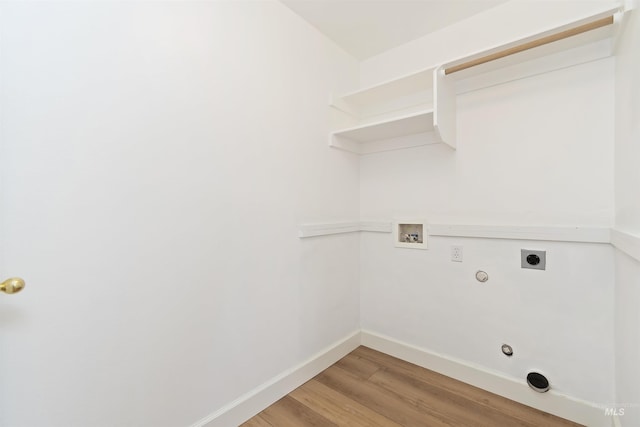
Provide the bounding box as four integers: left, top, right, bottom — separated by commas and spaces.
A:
444, 15, 614, 75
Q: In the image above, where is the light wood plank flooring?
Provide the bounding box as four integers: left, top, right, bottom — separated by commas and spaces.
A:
242, 346, 583, 427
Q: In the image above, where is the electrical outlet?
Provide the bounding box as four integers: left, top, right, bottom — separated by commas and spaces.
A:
521, 249, 546, 270
451, 245, 463, 262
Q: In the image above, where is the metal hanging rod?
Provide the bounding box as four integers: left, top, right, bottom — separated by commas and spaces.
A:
444, 15, 615, 75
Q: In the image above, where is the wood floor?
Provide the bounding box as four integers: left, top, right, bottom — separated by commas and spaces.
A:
241, 346, 582, 427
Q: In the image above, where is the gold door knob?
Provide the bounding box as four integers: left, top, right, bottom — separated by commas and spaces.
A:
1, 277, 25, 294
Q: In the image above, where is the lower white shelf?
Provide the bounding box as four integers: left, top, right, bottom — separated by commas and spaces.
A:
330, 110, 439, 154
333, 110, 434, 142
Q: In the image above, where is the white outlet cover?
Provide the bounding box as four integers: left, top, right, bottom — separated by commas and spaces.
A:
451, 245, 463, 262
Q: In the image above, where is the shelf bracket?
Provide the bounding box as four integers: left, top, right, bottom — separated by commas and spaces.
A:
433, 66, 456, 149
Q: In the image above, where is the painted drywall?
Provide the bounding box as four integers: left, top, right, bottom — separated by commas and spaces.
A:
361, 234, 615, 404
614, 3, 640, 426
360, 59, 614, 227
357, 1, 616, 407
615, 6, 640, 234
0, 2, 359, 426
614, 250, 640, 425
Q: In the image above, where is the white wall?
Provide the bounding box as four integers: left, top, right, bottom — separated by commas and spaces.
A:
615, 5, 640, 234
0, 2, 359, 426
358, 0, 616, 406
614, 3, 640, 426
1, 0, 631, 425
360, 59, 614, 226
614, 251, 640, 425
361, 235, 615, 403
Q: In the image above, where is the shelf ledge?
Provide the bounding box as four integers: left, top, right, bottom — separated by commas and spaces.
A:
300, 221, 612, 244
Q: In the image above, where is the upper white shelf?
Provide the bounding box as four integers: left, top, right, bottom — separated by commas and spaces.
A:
444, 5, 627, 100
331, 67, 435, 116
442, 6, 623, 83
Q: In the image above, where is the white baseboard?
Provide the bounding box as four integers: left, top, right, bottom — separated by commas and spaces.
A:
190, 331, 361, 427
190, 330, 611, 427
360, 330, 609, 427
613, 414, 623, 427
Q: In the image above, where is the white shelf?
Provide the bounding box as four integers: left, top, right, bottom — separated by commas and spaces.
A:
332, 110, 434, 142
328, 4, 627, 156
329, 66, 455, 154
443, 5, 625, 97
443, 6, 622, 81
331, 67, 435, 116
330, 109, 439, 154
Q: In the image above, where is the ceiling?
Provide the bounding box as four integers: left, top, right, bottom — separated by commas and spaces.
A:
280, 0, 509, 60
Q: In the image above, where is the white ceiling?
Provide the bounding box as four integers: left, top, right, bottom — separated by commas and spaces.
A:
280, 0, 509, 60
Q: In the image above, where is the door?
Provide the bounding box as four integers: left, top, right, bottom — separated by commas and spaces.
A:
0, 3, 233, 426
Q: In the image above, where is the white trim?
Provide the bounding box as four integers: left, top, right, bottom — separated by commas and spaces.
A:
360, 330, 608, 427
190, 331, 361, 427
298, 222, 359, 238
610, 229, 640, 262
301, 221, 612, 242
299, 221, 391, 238
190, 329, 613, 427
429, 224, 611, 243
359, 221, 392, 233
